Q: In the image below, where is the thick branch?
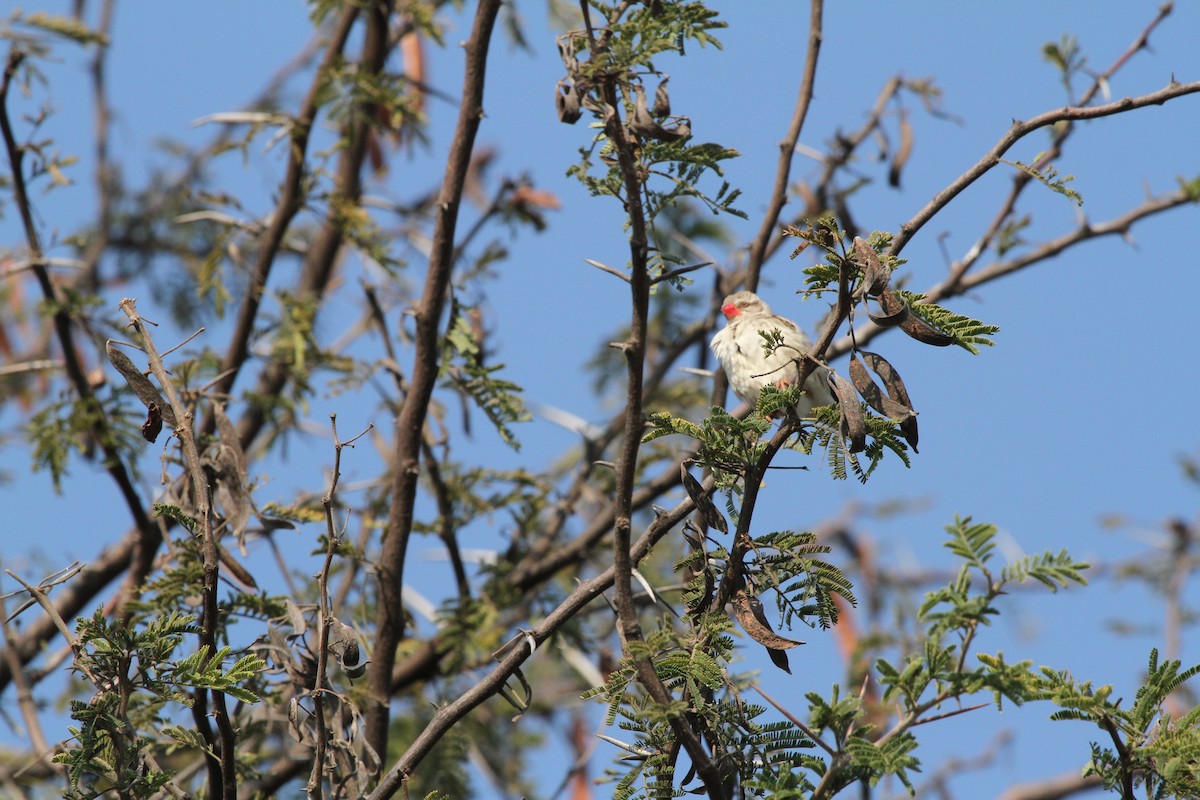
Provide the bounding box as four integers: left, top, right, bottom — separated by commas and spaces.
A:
366, 0, 503, 761
206, 6, 359, 418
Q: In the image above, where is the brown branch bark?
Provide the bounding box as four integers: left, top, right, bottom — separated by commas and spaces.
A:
0, 47, 157, 615
206, 4, 359, 427
117, 298, 235, 799
367, 468, 712, 800
889, 79, 1200, 258
743, 0, 824, 293
834, 187, 1196, 358
365, 0, 503, 762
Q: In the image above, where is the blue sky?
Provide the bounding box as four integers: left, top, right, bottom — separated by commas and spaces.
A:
2, 1, 1199, 797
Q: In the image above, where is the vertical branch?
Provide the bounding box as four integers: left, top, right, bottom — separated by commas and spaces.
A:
229, 3, 391, 451
366, 0, 503, 762
117, 299, 238, 798
742, 0, 823, 292
310, 415, 371, 799
592, 15, 729, 797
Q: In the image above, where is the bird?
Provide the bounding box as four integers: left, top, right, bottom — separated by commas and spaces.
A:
710, 291, 835, 417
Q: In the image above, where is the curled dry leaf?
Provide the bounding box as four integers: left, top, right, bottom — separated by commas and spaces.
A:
652, 117, 691, 142
555, 80, 582, 124
213, 403, 251, 543
869, 287, 910, 327
732, 589, 804, 674
681, 463, 727, 535
556, 35, 579, 74
853, 236, 889, 297
327, 617, 364, 673
105, 340, 177, 427
860, 351, 919, 451
629, 85, 658, 138
827, 372, 866, 453
889, 110, 913, 188
141, 401, 163, 443
652, 76, 671, 117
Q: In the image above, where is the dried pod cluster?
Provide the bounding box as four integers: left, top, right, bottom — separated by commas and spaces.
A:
554, 33, 691, 141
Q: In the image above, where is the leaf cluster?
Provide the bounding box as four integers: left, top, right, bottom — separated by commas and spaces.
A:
50, 608, 264, 799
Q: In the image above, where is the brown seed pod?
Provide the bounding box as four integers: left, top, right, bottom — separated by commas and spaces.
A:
681, 463, 727, 535
827, 371, 866, 453
732, 589, 804, 674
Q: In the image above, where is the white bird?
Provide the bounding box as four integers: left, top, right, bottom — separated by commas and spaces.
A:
710, 291, 835, 417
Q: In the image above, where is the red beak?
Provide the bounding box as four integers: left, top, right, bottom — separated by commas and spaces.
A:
721, 303, 740, 319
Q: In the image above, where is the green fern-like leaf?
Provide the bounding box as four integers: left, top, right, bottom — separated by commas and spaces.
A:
1005, 152, 1084, 206
943, 516, 996, 569
442, 299, 530, 450
642, 410, 705, 443
1000, 549, 1089, 591
896, 291, 999, 354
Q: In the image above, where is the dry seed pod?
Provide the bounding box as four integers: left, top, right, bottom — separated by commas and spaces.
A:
828, 372, 866, 453
681, 464, 727, 535
106, 340, 177, 427
732, 589, 804, 674
555, 81, 582, 124
898, 310, 954, 347
848, 356, 913, 422
869, 288, 910, 327
860, 351, 919, 451
853, 237, 890, 297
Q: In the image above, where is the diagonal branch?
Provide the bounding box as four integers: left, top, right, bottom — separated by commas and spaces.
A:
0, 47, 156, 599
367, 470, 712, 800
889, 79, 1200, 258
205, 5, 359, 420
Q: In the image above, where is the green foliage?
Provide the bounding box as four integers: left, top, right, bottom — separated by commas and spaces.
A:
894, 290, 1000, 354
562, 1, 739, 230
49, 609, 262, 799
441, 298, 531, 449
643, 406, 770, 489
26, 391, 142, 492
5, 2, 1198, 799
751, 530, 855, 630
1178, 174, 1200, 202
1004, 153, 1084, 206
171, 646, 265, 704
797, 401, 912, 483
13, 10, 109, 45
1042, 34, 1087, 96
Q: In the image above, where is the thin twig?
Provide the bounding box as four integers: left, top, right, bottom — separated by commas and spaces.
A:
889, 79, 1200, 258
744, 0, 824, 292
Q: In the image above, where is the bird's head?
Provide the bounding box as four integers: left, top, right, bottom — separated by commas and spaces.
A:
720, 291, 769, 320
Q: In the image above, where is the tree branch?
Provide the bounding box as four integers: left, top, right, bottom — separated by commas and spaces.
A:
743, 0, 823, 292
890, 79, 1200, 257
366, 0, 502, 761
